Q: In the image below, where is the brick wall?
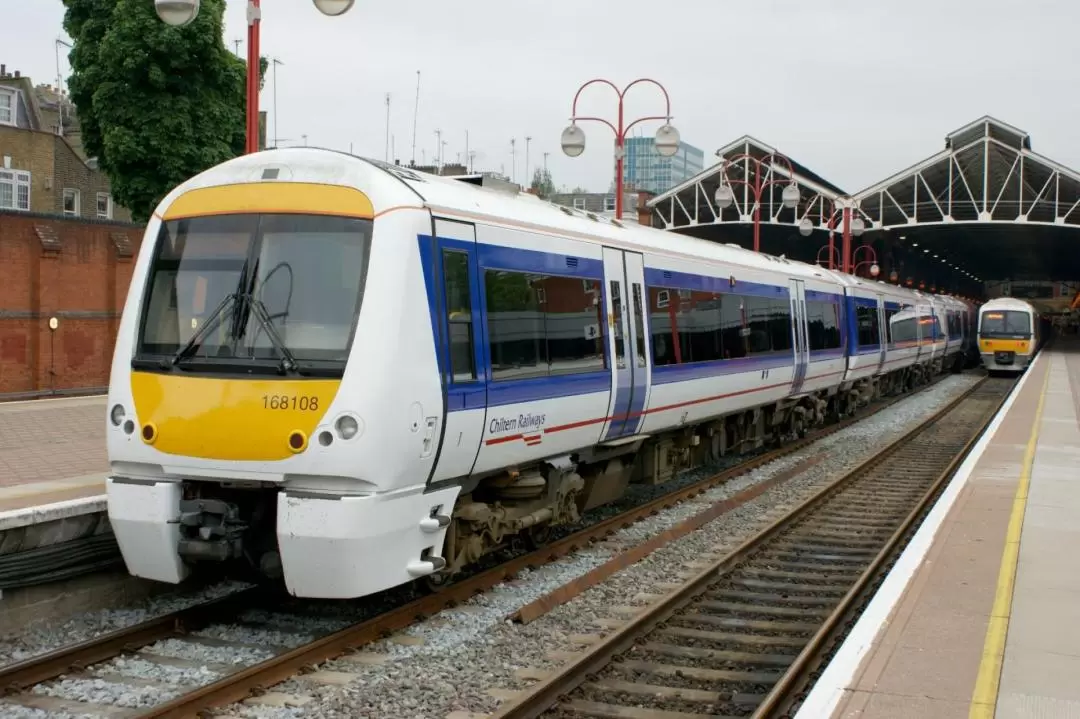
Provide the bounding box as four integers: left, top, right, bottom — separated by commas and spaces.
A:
0, 210, 141, 399
53, 140, 132, 223
0, 126, 55, 214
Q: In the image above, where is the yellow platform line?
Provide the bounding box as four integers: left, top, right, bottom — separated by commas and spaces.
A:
969, 362, 1052, 719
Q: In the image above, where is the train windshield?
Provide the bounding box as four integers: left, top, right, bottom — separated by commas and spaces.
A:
135, 213, 372, 375
980, 310, 1031, 339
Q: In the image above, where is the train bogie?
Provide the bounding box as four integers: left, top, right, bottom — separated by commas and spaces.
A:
104, 149, 975, 599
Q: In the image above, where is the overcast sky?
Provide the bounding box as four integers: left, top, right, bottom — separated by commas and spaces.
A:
5, 0, 1079, 194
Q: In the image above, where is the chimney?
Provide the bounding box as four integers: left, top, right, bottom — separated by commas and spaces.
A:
13, 70, 20, 78
0, 64, 5, 77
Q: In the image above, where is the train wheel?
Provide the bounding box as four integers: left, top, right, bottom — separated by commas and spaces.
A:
419, 570, 454, 595
523, 524, 554, 551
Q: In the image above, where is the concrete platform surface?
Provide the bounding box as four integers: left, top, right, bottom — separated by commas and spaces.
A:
795, 338, 1080, 719
0, 395, 107, 513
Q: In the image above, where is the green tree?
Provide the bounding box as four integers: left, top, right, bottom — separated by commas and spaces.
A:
530, 167, 556, 199
63, 0, 263, 223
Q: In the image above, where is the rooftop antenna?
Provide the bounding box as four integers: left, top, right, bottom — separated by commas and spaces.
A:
434, 128, 442, 170
465, 130, 469, 171
543, 151, 549, 171
270, 57, 284, 148
233, 38, 242, 56
525, 136, 532, 185
510, 138, 516, 184
54, 38, 73, 135
384, 92, 391, 162
410, 70, 420, 166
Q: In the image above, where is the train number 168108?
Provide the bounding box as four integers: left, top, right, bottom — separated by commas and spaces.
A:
262, 395, 320, 411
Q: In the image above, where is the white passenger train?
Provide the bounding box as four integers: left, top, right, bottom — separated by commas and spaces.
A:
105, 149, 977, 599
977, 297, 1040, 373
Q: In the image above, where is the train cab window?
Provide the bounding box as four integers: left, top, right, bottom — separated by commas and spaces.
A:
442, 250, 476, 382
980, 310, 1032, 338
484, 269, 605, 380
856, 304, 880, 348
806, 300, 842, 351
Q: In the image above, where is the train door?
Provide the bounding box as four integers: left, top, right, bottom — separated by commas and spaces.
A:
600, 248, 651, 440
789, 279, 809, 394
875, 294, 887, 373
426, 218, 487, 485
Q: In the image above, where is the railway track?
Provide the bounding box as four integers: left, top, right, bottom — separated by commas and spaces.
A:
488, 375, 1014, 719
0, 373, 966, 718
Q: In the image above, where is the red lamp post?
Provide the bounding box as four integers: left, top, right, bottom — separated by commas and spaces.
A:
713, 152, 800, 254
154, 0, 355, 155
851, 244, 880, 279
560, 78, 679, 220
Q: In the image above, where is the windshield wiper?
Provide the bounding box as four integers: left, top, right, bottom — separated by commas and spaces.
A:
243, 294, 299, 374
170, 293, 240, 367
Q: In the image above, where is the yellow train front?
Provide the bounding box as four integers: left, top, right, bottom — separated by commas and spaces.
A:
977, 297, 1039, 373
103, 149, 462, 599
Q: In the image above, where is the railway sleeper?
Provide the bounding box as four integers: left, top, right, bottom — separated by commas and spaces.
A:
679, 612, 820, 634
705, 588, 838, 607
583, 677, 765, 709
695, 600, 831, 620
658, 625, 807, 649
640, 642, 795, 668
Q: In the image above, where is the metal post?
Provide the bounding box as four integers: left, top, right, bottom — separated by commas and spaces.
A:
565, 78, 673, 222
245, 0, 261, 154
615, 97, 625, 219
841, 206, 852, 274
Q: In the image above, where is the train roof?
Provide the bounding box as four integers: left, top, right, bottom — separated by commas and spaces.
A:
979, 296, 1037, 312
162, 147, 956, 310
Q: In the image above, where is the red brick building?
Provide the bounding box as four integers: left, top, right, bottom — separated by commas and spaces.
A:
0, 210, 141, 399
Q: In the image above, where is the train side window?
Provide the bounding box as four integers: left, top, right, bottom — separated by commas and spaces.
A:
856, 304, 879, 347
545, 275, 605, 375
631, 283, 647, 368
745, 296, 774, 355
610, 281, 626, 369
683, 290, 723, 363
484, 269, 606, 380
485, 269, 547, 380
648, 285, 682, 366
806, 300, 842, 351
442, 250, 476, 382
718, 293, 747, 359
769, 298, 793, 352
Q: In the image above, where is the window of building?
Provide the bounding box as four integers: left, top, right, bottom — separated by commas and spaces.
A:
63, 188, 80, 216
485, 269, 605, 380
572, 197, 585, 210
603, 196, 616, 212
806, 299, 842, 351
0, 170, 30, 210
647, 287, 793, 366
96, 192, 113, 219
856, 304, 880, 347
0, 88, 15, 126
442, 250, 476, 382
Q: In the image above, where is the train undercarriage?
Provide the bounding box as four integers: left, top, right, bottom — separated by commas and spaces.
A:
171, 362, 944, 592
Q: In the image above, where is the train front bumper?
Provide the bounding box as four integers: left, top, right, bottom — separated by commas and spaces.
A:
106, 477, 462, 599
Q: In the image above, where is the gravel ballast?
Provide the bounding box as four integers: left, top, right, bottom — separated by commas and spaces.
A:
0, 375, 981, 717
219, 375, 981, 719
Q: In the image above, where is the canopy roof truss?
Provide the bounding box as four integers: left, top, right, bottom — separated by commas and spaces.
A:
852, 116, 1080, 230
648, 135, 845, 233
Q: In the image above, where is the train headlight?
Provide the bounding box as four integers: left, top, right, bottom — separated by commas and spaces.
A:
110, 404, 126, 427
335, 415, 359, 440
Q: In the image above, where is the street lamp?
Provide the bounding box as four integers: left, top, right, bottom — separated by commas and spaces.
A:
155, 0, 200, 26
155, 0, 355, 155
560, 78, 677, 220
712, 152, 800, 254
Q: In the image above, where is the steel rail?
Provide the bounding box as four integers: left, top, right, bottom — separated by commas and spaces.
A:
487, 375, 1008, 719
0, 373, 956, 717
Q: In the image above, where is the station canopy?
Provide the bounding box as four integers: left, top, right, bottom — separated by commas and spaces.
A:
648, 117, 1080, 305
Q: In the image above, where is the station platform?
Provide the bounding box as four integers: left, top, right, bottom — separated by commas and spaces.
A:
799, 338, 1080, 719
0, 395, 107, 519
